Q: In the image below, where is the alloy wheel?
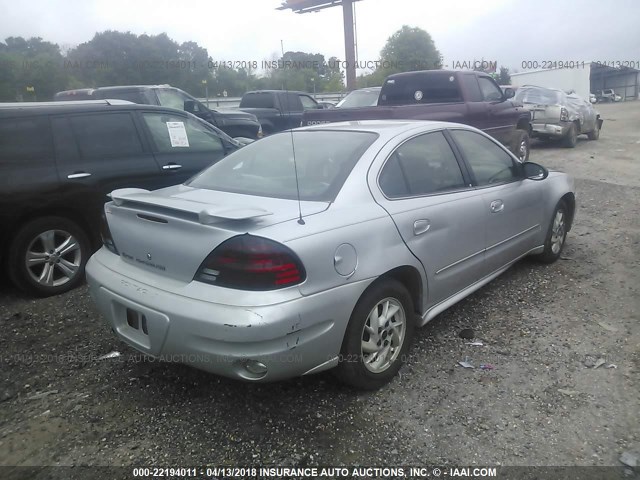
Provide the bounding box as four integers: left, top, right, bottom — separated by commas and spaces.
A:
25, 229, 82, 287
550, 210, 566, 254
361, 297, 406, 373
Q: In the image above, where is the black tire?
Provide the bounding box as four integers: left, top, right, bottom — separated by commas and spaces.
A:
511, 129, 530, 162
334, 279, 415, 390
8, 216, 91, 297
587, 121, 600, 140
536, 200, 569, 264
562, 123, 578, 148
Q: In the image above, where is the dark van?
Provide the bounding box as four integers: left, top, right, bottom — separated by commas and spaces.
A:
0, 100, 239, 296
54, 85, 262, 139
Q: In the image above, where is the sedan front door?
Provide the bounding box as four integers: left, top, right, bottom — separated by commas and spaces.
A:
449, 129, 543, 275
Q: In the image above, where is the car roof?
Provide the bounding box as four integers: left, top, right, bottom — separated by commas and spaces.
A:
0, 101, 186, 118
298, 119, 471, 136
244, 90, 308, 95
95, 84, 172, 91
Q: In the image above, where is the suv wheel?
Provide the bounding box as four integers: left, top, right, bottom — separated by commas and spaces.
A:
9, 217, 90, 297
562, 123, 578, 148
511, 130, 530, 162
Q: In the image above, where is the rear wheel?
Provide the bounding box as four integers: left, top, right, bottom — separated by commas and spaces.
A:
511, 130, 530, 162
562, 123, 578, 148
334, 279, 415, 390
587, 121, 600, 140
536, 200, 568, 264
8, 216, 90, 297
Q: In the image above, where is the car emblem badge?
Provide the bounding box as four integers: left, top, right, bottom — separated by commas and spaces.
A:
146, 253, 152, 260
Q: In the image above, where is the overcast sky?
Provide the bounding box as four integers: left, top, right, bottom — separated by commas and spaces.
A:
1, 0, 639, 73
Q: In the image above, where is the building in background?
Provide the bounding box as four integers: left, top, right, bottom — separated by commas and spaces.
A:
511, 63, 639, 101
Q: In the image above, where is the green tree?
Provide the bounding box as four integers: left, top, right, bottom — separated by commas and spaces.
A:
64, 31, 214, 96
356, 26, 441, 88
497, 66, 511, 85
0, 37, 69, 101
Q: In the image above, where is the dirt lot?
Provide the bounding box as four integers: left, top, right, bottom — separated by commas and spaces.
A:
1, 102, 639, 476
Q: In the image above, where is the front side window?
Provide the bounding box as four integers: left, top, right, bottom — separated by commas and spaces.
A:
69, 113, 143, 159
299, 95, 318, 110
379, 131, 466, 198
478, 77, 503, 102
336, 89, 380, 108
143, 113, 224, 154
188, 130, 377, 201
450, 130, 521, 186
156, 88, 191, 111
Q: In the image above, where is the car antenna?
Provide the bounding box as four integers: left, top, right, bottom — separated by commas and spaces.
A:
281, 39, 305, 226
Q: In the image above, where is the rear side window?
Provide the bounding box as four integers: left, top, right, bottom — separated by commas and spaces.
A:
0, 116, 52, 164
69, 113, 143, 159
239, 93, 275, 109
379, 131, 466, 198
142, 113, 224, 154
379, 72, 462, 105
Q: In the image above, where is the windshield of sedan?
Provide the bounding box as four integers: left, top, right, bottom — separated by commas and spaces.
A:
187, 130, 378, 201
515, 86, 564, 105
336, 89, 381, 108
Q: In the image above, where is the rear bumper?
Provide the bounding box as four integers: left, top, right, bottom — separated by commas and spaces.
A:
86, 248, 369, 382
531, 121, 571, 138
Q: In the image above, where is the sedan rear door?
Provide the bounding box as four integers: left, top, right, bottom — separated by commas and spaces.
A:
371, 130, 486, 306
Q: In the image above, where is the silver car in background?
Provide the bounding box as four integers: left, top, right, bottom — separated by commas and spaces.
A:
86, 120, 575, 389
515, 85, 602, 147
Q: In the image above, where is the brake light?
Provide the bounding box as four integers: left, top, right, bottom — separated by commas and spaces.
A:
560, 107, 569, 121
195, 235, 306, 290
100, 209, 119, 255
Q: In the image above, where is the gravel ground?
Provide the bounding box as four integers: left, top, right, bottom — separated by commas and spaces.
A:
1, 102, 638, 475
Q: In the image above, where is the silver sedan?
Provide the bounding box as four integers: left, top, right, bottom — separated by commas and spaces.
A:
86, 120, 575, 390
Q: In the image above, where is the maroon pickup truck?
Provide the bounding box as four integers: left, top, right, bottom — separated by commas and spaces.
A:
302, 70, 532, 161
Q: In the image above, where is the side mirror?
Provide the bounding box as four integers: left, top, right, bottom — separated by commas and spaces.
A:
523, 161, 549, 180
504, 88, 515, 99
184, 100, 197, 113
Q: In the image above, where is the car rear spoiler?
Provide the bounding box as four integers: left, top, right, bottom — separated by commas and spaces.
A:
109, 188, 273, 224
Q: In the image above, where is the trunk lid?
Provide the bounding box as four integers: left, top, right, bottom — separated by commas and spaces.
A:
106, 185, 328, 283
522, 103, 562, 123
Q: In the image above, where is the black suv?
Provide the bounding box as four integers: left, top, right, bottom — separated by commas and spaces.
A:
54, 85, 262, 139
0, 100, 239, 296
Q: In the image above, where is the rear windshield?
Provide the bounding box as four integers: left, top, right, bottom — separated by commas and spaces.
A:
239, 93, 275, 109
515, 87, 563, 105
379, 72, 462, 105
187, 130, 378, 201
336, 89, 381, 108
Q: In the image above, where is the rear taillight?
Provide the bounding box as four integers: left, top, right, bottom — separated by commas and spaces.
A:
194, 235, 306, 290
560, 107, 569, 121
100, 210, 119, 255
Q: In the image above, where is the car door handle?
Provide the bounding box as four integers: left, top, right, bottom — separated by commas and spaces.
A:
67, 172, 91, 179
162, 163, 182, 170
490, 200, 504, 213
413, 219, 431, 235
